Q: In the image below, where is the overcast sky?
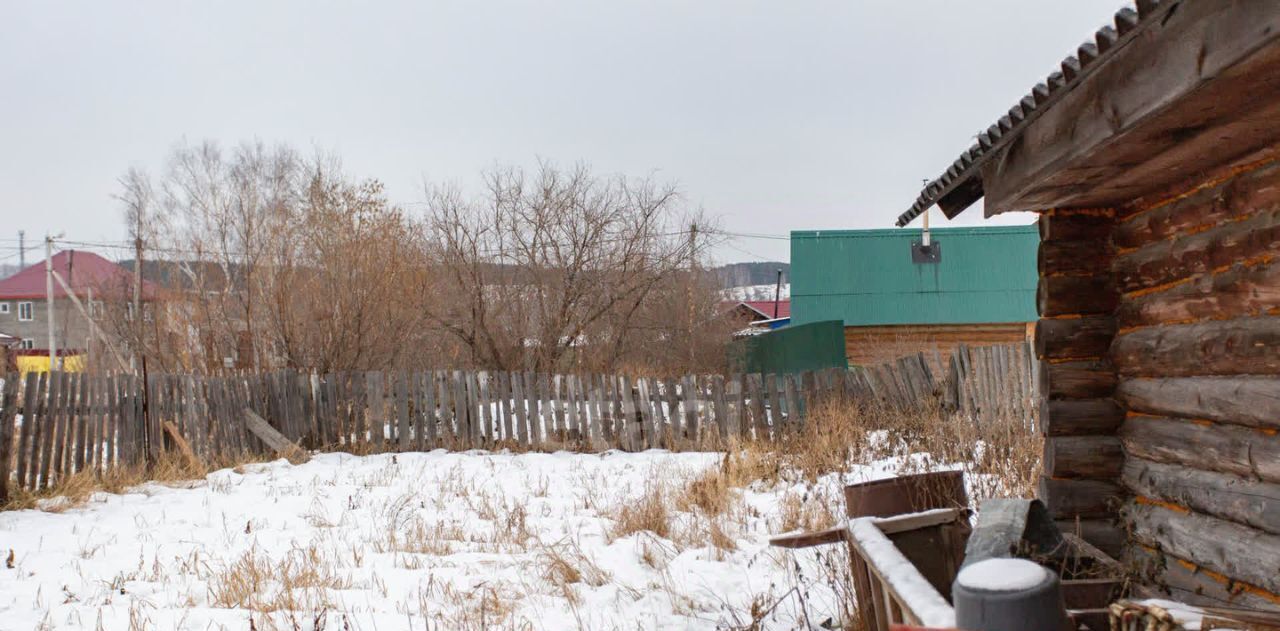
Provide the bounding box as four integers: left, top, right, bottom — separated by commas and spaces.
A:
1, 1, 1123, 265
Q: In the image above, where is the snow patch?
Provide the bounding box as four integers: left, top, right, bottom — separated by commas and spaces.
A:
956, 558, 1050, 592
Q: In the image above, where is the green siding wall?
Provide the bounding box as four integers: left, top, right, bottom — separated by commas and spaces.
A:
731, 320, 849, 374
790, 225, 1038, 326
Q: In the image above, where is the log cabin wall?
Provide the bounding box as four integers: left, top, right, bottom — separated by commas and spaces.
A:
1035, 209, 1125, 558
843, 322, 1032, 369
1111, 155, 1280, 609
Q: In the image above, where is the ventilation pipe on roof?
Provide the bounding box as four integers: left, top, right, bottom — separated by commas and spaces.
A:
921, 207, 931, 247
911, 208, 942, 264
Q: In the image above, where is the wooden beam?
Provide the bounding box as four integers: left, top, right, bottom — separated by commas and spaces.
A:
1043, 360, 1116, 400
1119, 415, 1280, 484
243, 408, 309, 463
1114, 157, 1280, 249
1114, 208, 1280, 295
1038, 476, 1123, 519
1130, 545, 1280, 610
1123, 457, 1280, 536
1117, 376, 1280, 430
1113, 317, 1280, 377
1126, 500, 1280, 595
1117, 258, 1280, 328
982, 2, 1280, 214
1035, 316, 1116, 360
1040, 211, 1113, 243
1038, 275, 1118, 317
1041, 398, 1124, 437
1044, 435, 1122, 479
1038, 240, 1114, 278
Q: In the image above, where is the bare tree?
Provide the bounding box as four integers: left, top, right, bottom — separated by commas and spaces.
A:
107, 140, 433, 372
422, 161, 726, 374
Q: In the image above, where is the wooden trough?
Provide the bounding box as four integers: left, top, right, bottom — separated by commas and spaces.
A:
770, 471, 1127, 630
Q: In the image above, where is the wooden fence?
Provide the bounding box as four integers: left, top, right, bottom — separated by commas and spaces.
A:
861, 341, 1040, 431
0, 343, 1037, 502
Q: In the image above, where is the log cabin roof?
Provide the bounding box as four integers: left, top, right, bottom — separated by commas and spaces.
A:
897, 1, 1170, 227
898, 1, 1280, 229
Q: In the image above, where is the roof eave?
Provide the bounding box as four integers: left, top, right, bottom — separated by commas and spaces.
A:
897, 1, 1173, 227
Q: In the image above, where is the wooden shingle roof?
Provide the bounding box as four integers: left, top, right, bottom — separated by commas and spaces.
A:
898, 1, 1173, 227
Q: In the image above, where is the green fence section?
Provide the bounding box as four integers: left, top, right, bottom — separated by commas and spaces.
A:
732, 320, 848, 375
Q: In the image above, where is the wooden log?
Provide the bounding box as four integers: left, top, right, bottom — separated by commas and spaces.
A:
1125, 500, 1280, 595
1040, 211, 1113, 243
1118, 259, 1280, 328
1043, 435, 1123, 479
1035, 316, 1116, 360
243, 408, 309, 463
1038, 239, 1114, 279
1041, 398, 1124, 437
1115, 208, 1280, 294
1120, 415, 1280, 484
1118, 376, 1280, 430
1123, 457, 1280, 535
1038, 476, 1124, 519
1115, 159, 1280, 250
1042, 359, 1116, 400
1114, 317, 1280, 377
1038, 275, 1117, 317
1128, 544, 1280, 611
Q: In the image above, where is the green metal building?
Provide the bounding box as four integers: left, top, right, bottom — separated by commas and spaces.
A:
790, 225, 1038, 366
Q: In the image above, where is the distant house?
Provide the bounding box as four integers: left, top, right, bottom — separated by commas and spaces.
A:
0, 250, 158, 369
789, 226, 1037, 366
723, 299, 791, 338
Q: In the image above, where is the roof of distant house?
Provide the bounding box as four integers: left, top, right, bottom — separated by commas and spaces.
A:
0, 250, 160, 300
740, 300, 790, 319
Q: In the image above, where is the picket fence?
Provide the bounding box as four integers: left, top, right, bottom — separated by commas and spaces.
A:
0, 343, 1037, 502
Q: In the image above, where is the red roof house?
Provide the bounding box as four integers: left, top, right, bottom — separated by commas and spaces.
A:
0, 250, 159, 300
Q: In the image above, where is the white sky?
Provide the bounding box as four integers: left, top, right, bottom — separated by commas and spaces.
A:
1, 1, 1124, 264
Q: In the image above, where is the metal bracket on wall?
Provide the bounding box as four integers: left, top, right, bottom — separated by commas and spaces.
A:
911, 239, 942, 264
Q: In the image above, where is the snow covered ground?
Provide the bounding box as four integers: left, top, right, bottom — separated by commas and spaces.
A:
0, 449, 938, 630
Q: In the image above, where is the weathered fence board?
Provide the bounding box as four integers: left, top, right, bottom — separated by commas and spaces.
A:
0, 342, 1035, 497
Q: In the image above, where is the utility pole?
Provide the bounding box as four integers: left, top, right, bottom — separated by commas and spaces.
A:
45, 235, 58, 371
687, 222, 697, 367
17, 230, 25, 267
132, 235, 143, 368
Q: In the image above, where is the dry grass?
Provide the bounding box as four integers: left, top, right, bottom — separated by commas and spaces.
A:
607, 481, 672, 542
2, 450, 275, 513
207, 544, 351, 612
